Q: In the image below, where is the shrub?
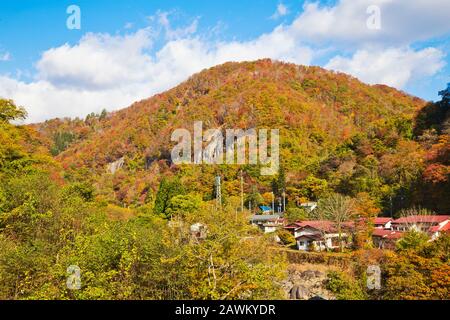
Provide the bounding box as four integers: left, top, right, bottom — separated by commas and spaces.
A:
326, 271, 366, 300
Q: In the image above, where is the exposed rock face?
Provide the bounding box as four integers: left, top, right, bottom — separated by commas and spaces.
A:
282, 268, 335, 300
107, 157, 125, 174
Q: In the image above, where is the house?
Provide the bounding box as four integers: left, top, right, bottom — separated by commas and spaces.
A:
250, 214, 282, 233
371, 215, 450, 247
286, 221, 352, 252
391, 215, 450, 238
372, 229, 404, 250
373, 217, 393, 229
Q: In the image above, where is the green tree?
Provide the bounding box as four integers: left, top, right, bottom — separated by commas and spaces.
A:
438, 83, 450, 105
277, 229, 295, 246
271, 166, 286, 198
0, 99, 26, 123
396, 230, 429, 252
284, 207, 307, 223
99, 109, 108, 120
51, 131, 76, 156
62, 182, 95, 202
154, 177, 185, 218
298, 176, 329, 200
244, 186, 264, 212
165, 194, 202, 218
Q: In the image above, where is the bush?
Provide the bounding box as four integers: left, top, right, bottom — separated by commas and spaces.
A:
326, 271, 366, 300
277, 229, 295, 246
396, 230, 429, 252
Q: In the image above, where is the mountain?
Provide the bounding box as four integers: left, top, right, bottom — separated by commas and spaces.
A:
33, 59, 448, 213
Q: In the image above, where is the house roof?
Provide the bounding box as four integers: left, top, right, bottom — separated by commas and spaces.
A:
284, 222, 303, 229
372, 229, 404, 239
430, 222, 450, 233
392, 215, 450, 224
295, 234, 323, 241
442, 224, 450, 233
285, 220, 354, 233
250, 214, 281, 222
374, 217, 392, 224
294, 221, 338, 233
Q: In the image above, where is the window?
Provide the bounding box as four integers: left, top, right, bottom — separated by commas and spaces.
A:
299, 241, 305, 246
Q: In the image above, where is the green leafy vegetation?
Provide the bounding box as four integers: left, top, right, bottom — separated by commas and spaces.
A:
0, 98, 285, 299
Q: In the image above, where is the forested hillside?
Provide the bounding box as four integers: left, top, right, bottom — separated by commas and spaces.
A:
34, 59, 448, 214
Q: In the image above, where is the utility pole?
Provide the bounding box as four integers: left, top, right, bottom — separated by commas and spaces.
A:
282, 190, 286, 213
240, 171, 244, 212
272, 192, 275, 215
389, 195, 393, 218
215, 175, 222, 208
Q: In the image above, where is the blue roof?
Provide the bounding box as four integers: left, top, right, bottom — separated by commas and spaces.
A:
260, 205, 272, 212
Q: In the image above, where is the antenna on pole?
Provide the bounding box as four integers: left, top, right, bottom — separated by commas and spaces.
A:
215, 175, 222, 207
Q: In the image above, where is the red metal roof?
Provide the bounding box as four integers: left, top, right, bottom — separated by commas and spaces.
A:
374, 217, 392, 224
430, 222, 450, 233
373, 229, 394, 236
372, 229, 404, 239
285, 220, 355, 233
442, 223, 450, 233
294, 221, 337, 233
392, 215, 450, 224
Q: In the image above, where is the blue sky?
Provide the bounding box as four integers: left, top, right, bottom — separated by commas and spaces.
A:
0, 0, 449, 122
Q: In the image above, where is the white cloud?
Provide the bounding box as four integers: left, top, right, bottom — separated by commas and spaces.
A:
291, 0, 450, 46
271, 3, 289, 19
151, 10, 199, 40
0, 76, 147, 122
326, 47, 446, 88
0, 19, 312, 123
36, 29, 155, 90
0, 51, 11, 61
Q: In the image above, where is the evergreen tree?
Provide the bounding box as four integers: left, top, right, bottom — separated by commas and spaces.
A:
154, 177, 185, 218
438, 83, 450, 105
271, 166, 286, 198
99, 108, 108, 120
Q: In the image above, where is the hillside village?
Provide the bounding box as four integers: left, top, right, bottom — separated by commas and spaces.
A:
249, 204, 450, 251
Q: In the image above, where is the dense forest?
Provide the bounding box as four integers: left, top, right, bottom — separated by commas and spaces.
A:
0, 59, 449, 299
